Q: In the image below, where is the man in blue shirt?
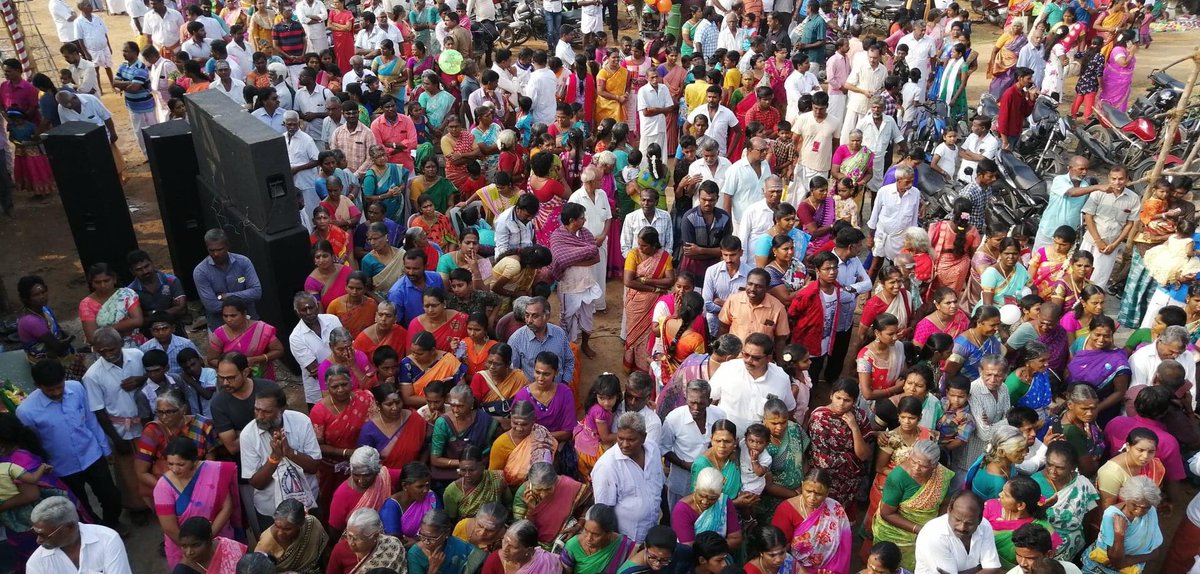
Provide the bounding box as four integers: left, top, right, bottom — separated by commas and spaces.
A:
1033, 155, 1105, 251
16, 360, 123, 533
508, 296, 575, 384
193, 228, 262, 331
387, 249, 444, 326
127, 249, 187, 334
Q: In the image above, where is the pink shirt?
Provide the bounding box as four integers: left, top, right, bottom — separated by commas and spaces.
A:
1103, 414, 1186, 480
370, 113, 418, 172
825, 52, 849, 94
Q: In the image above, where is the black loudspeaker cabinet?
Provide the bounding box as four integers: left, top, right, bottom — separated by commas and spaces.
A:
183, 90, 299, 234
43, 121, 139, 284
144, 120, 207, 300
196, 178, 309, 362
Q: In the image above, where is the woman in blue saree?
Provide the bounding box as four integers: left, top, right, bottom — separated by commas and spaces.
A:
362, 144, 413, 225
1081, 476, 1163, 574
944, 305, 1003, 382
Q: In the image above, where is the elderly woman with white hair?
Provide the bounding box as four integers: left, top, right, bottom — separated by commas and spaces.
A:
327, 446, 403, 533
482, 520, 563, 574
1082, 476, 1164, 574
671, 466, 743, 548
26, 496, 132, 573
871, 439, 954, 571
254, 499, 329, 574
963, 423, 1029, 500
327, 507, 408, 574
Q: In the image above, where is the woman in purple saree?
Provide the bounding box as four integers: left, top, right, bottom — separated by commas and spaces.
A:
380, 461, 440, 543
1098, 31, 1137, 112
1066, 316, 1131, 426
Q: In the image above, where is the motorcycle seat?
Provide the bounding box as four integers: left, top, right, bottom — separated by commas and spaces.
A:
915, 163, 948, 194
1099, 102, 1132, 129
999, 150, 1040, 191
1151, 70, 1185, 92
978, 95, 999, 119
1031, 97, 1057, 123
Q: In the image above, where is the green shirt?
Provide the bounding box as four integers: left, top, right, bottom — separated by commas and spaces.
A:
1004, 371, 1032, 406
1124, 328, 1151, 353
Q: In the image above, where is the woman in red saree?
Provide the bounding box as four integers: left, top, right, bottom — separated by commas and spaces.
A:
353, 301, 409, 359
529, 151, 569, 247
311, 207, 353, 266
411, 192, 458, 253
622, 227, 677, 372
441, 115, 483, 191
358, 383, 427, 470
312, 365, 376, 516
206, 300, 285, 380
327, 272, 378, 338
407, 288, 468, 353
305, 240, 353, 310
173, 518, 247, 574
328, 0, 356, 73
327, 445, 404, 532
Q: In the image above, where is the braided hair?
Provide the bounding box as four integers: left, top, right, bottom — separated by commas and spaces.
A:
667, 291, 705, 358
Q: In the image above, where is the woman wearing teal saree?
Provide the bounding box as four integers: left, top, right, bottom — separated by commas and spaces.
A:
689, 420, 742, 501
362, 144, 413, 225
756, 398, 810, 525
672, 467, 742, 548
976, 237, 1030, 312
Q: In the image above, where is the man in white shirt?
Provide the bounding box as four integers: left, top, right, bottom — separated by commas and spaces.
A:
240, 384, 322, 530
591, 412, 666, 542
614, 372, 663, 447
342, 55, 376, 86
81, 328, 148, 518
866, 163, 919, 265
55, 90, 116, 142
523, 51, 557, 125
142, 44, 176, 122
492, 48, 527, 108
620, 187, 673, 256
687, 84, 739, 156
26, 497, 132, 574
840, 44, 885, 142
737, 176, 784, 266
143, 0, 184, 56
856, 96, 904, 191
721, 137, 773, 226
60, 43, 99, 95
180, 21, 213, 60
226, 33, 253, 77
793, 91, 837, 200
914, 491, 1003, 574
898, 22, 935, 95
1005, 523, 1083, 574
294, 0, 329, 53
49, 0, 80, 45
354, 12, 387, 58
783, 54, 820, 125
1079, 165, 1140, 289
637, 67, 673, 165
288, 292, 342, 406
283, 110, 321, 210
554, 26, 577, 67
708, 333, 796, 434
207, 59, 246, 104
1130, 326, 1196, 390
494, 194, 539, 255
660, 380, 726, 507
73, 1, 113, 85
957, 115, 1001, 184
294, 67, 334, 144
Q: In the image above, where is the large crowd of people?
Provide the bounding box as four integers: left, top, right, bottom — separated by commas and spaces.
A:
1, 0, 1198, 572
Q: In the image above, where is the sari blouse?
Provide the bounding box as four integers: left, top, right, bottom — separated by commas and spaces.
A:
135, 416, 217, 469
78, 288, 142, 342
489, 424, 556, 486
413, 213, 458, 252
255, 514, 328, 574
443, 469, 507, 521
983, 498, 1062, 570
950, 333, 1002, 381
311, 390, 375, 449
209, 320, 279, 379
153, 461, 240, 567
912, 310, 970, 348
671, 496, 740, 543
873, 464, 954, 571
512, 384, 577, 434
326, 295, 378, 338
431, 410, 500, 480
357, 410, 427, 469
398, 352, 467, 396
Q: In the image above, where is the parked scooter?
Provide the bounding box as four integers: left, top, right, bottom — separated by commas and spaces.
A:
991, 150, 1047, 231
908, 99, 953, 163
497, 0, 581, 48
970, 0, 1007, 26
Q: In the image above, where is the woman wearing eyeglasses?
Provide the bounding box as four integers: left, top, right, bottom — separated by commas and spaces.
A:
136, 389, 217, 512
151, 436, 239, 569
328, 507, 408, 574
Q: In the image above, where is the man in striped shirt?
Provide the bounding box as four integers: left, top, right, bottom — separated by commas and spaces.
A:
272, 3, 307, 82
112, 41, 158, 154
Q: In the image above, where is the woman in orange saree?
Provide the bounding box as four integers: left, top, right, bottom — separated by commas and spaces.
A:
353, 301, 409, 359
650, 291, 706, 393
595, 49, 629, 124
327, 272, 378, 338
489, 400, 557, 487
461, 313, 497, 382
622, 227, 677, 372
397, 331, 468, 407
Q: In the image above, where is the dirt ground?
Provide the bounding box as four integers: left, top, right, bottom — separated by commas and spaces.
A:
1, 3, 1198, 572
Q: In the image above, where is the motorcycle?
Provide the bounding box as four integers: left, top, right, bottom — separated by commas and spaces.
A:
991, 150, 1047, 231
860, 0, 904, 34
497, 0, 582, 49
1015, 96, 1075, 176
1129, 69, 1185, 120
970, 0, 1007, 26
907, 99, 953, 164
1078, 101, 1181, 169
914, 162, 958, 225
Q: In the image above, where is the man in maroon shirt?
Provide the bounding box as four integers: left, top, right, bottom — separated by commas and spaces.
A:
997, 66, 1038, 150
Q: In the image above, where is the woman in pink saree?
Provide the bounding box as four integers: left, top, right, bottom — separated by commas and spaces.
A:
484, 520, 563, 574
153, 439, 241, 568
206, 300, 285, 380
174, 517, 247, 574
328, 446, 404, 532
1098, 31, 1137, 112
380, 461, 440, 542
770, 468, 853, 574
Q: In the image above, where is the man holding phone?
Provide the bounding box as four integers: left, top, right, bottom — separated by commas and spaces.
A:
1033, 156, 1108, 252
997, 66, 1039, 151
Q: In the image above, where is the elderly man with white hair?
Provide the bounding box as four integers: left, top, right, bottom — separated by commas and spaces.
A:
82, 327, 149, 520
661, 379, 726, 507
1130, 325, 1197, 392
268, 61, 296, 110
26, 496, 132, 574
866, 162, 920, 276
342, 54, 375, 86
289, 294, 343, 408
328, 507, 408, 572
956, 354, 1012, 481
591, 411, 666, 542
284, 110, 322, 211
568, 165, 613, 312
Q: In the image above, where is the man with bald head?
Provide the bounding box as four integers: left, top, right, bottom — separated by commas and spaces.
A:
1034, 155, 1107, 251
721, 136, 774, 226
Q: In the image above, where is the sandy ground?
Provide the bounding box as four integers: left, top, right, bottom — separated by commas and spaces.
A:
0, 3, 1198, 572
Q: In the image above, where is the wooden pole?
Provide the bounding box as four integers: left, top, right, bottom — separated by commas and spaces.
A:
1145, 50, 1200, 192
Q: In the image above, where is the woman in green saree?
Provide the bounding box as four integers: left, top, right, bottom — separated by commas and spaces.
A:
756, 398, 810, 525
78, 262, 144, 347
689, 420, 742, 502
872, 440, 953, 571
562, 504, 637, 574
442, 446, 511, 523
830, 130, 874, 212
983, 476, 1063, 570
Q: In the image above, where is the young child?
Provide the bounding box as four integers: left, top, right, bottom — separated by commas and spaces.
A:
575, 373, 621, 477
780, 344, 812, 424
621, 149, 643, 189
938, 374, 976, 473
1007, 406, 1049, 476
6, 108, 55, 199
1133, 179, 1181, 243
834, 177, 860, 227
769, 121, 797, 187
417, 379, 449, 423
0, 460, 53, 531
931, 128, 959, 180
176, 348, 217, 416
739, 423, 773, 498
58, 68, 77, 93
141, 349, 202, 417
899, 68, 922, 134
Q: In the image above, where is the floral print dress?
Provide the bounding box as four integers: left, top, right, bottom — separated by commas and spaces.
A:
806, 406, 872, 509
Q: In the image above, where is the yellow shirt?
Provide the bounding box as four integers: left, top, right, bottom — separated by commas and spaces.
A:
684, 80, 711, 115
